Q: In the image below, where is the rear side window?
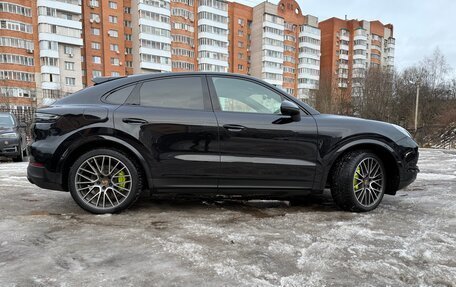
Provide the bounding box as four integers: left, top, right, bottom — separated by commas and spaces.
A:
139, 77, 204, 110
105, 85, 135, 105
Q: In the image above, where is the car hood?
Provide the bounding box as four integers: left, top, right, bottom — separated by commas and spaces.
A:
0, 127, 14, 134
313, 114, 408, 143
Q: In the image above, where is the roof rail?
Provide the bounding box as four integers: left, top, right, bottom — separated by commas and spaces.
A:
92, 76, 125, 85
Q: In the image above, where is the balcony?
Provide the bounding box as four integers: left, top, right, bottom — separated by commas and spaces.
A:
339, 53, 349, 60
37, 0, 81, 14
339, 44, 349, 51
338, 82, 348, 88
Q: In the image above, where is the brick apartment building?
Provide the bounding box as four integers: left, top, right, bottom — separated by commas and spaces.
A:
319, 17, 395, 98
0, 0, 394, 117
0, 0, 37, 121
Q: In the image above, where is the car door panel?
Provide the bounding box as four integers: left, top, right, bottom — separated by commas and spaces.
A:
208, 76, 318, 190
114, 76, 220, 191
216, 111, 318, 189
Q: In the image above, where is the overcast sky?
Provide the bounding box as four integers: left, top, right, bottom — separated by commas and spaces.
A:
233, 0, 456, 72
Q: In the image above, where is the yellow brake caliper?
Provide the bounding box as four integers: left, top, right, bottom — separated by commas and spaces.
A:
354, 166, 361, 191
117, 170, 126, 189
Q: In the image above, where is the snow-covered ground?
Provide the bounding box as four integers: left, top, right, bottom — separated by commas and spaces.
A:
0, 149, 455, 286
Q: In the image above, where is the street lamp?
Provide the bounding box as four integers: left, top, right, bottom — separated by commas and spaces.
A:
409, 80, 420, 132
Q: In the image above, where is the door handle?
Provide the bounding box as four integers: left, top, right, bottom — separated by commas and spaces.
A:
122, 118, 148, 125
223, 124, 246, 132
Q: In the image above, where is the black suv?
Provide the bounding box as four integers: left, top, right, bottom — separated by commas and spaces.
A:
0, 112, 27, 162
27, 73, 419, 213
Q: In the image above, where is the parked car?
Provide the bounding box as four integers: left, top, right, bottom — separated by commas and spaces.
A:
27, 73, 419, 213
0, 112, 27, 162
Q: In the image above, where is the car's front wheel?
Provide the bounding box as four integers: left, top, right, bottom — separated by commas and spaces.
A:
12, 143, 24, 162
69, 149, 143, 214
330, 150, 386, 212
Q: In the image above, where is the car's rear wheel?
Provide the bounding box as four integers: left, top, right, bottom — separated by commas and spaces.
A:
69, 149, 143, 214
330, 150, 385, 212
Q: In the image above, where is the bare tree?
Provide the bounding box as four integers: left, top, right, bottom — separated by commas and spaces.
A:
356, 67, 395, 122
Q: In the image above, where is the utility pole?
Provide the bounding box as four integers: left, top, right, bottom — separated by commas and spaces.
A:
414, 84, 420, 132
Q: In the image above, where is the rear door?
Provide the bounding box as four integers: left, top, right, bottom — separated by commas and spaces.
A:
114, 75, 220, 191
208, 76, 318, 191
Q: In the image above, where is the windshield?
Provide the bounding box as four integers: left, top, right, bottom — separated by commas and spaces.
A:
0, 115, 14, 128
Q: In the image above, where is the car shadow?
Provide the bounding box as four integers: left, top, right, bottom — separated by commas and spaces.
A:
131, 190, 339, 215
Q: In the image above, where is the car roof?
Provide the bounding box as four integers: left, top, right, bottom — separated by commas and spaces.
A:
55, 72, 320, 115
94, 72, 264, 85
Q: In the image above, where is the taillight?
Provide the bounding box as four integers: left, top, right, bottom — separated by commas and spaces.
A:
34, 113, 60, 123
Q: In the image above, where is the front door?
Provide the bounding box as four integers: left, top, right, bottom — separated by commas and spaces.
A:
207, 76, 318, 191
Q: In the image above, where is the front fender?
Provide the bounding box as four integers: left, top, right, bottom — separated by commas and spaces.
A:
313, 137, 400, 191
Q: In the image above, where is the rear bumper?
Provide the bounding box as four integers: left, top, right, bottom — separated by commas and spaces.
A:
27, 163, 65, 191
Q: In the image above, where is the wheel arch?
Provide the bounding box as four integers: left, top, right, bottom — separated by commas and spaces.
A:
59, 135, 153, 191
320, 139, 400, 195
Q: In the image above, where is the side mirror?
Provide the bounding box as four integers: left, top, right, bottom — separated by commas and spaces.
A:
280, 100, 301, 121
19, 122, 27, 128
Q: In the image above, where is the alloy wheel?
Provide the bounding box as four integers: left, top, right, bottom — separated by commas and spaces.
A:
353, 157, 384, 208
74, 155, 132, 209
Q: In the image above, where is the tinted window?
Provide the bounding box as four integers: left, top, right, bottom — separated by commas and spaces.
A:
0, 114, 14, 127
106, 85, 135, 104
139, 77, 204, 110
211, 77, 283, 114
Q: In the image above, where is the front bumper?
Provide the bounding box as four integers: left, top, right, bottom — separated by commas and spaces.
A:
396, 137, 420, 190
0, 138, 20, 157
27, 163, 65, 191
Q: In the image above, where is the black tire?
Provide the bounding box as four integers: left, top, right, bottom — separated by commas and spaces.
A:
12, 144, 24, 162
330, 150, 386, 212
69, 149, 143, 214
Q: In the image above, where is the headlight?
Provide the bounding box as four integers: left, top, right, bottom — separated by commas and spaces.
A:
392, 124, 412, 138
0, 132, 18, 139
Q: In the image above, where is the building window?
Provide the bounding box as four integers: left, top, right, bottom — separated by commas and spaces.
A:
89, 0, 99, 7
109, 1, 117, 9
108, 15, 118, 24
238, 64, 243, 71
124, 7, 131, 14
238, 52, 243, 59
238, 41, 243, 48
64, 61, 75, 70
91, 42, 101, 50
238, 18, 244, 26
65, 77, 76, 86
124, 20, 132, 28
64, 46, 74, 55
111, 71, 120, 76
110, 44, 119, 52
108, 30, 118, 38
110, 57, 120, 66
125, 34, 132, 41
125, 47, 132, 54
238, 30, 243, 36
93, 70, 102, 78
91, 28, 100, 36
92, 56, 101, 64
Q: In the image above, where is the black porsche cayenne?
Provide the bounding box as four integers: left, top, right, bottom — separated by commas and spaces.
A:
27, 73, 419, 213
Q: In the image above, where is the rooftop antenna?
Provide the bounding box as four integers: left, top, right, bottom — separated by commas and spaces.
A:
345, 14, 347, 20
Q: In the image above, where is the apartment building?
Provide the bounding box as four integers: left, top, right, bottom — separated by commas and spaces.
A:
319, 18, 395, 97
0, 0, 36, 120
230, 0, 321, 101
35, 0, 84, 103
81, 0, 129, 85
0, 0, 396, 110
